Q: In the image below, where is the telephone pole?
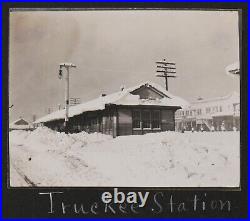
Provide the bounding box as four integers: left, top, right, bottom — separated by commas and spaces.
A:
156, 59, 177, 91
58, 63, 77, 133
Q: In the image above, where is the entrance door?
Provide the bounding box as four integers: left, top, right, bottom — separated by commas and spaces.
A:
142, 110, 151, 134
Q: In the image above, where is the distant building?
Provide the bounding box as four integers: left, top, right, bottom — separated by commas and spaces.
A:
35, 82, 188, 137
9, 118, 33, 131
175, 92, 240, 131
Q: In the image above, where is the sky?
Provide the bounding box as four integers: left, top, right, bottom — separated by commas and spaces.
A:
9, 10, 240, 123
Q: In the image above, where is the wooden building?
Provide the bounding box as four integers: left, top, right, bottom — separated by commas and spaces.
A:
175, 91, 240, 131
35, 82, 188, 137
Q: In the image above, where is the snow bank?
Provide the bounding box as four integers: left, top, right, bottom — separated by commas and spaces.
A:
10, 127, 112, 151
9, 127, 239, 187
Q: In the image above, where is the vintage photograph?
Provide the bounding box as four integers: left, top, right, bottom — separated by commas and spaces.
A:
9, 9, 240, 187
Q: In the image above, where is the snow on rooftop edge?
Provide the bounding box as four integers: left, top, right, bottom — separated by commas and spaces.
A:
35, 82, 189, 123
225, 61, 240, 75
190, 91, 240, 104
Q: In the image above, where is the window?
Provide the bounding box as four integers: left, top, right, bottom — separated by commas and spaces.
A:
142, 110, 151, 129
219, 106, 223, 112
133, 109, 161, 130
152, 110, 160, 129
132, 110, 141, 129
206, 107, 211, 114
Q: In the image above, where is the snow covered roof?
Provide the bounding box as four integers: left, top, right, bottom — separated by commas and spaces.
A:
35, 81, 189, 123
225, 61, 240, 76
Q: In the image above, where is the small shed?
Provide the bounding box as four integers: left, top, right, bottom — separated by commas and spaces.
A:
35, 82, 188, 137
9, 118, 32, 131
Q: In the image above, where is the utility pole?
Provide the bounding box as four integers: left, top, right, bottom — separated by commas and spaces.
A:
58, 63, 77, 133
32, 114, 36, 122
156, 59, 177, 91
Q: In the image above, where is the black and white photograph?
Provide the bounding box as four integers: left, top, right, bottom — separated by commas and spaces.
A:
8, 9, 242, 188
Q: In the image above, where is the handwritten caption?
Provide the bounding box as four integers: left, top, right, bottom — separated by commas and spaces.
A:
39, 189, 232, 215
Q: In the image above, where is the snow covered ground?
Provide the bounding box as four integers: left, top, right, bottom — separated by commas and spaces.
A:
9, 127, 240, 187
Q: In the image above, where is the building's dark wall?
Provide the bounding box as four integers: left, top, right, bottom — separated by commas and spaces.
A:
15, 119, 29, 125
117, 108, 132, 136
161, 110, 175, 131
69, 112, 103, 134
44, 119, 64, 131
102, 114, 113, 135
43, 105, 178, 137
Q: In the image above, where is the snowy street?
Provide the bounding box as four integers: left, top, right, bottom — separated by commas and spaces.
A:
9, 127, 240, 187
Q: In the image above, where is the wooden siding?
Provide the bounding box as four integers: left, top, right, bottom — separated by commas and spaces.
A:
43, 105, 178, 136
117, 106, 177, 136
44, 119, 64, 131
117, 108, 132, 136
161, 110, 175, 131
102, 114, 113, 135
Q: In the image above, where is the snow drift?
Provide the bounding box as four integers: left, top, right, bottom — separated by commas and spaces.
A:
9, 127, 240, 187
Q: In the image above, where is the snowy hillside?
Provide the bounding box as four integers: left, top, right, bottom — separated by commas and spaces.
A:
9, 127, 240, 187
